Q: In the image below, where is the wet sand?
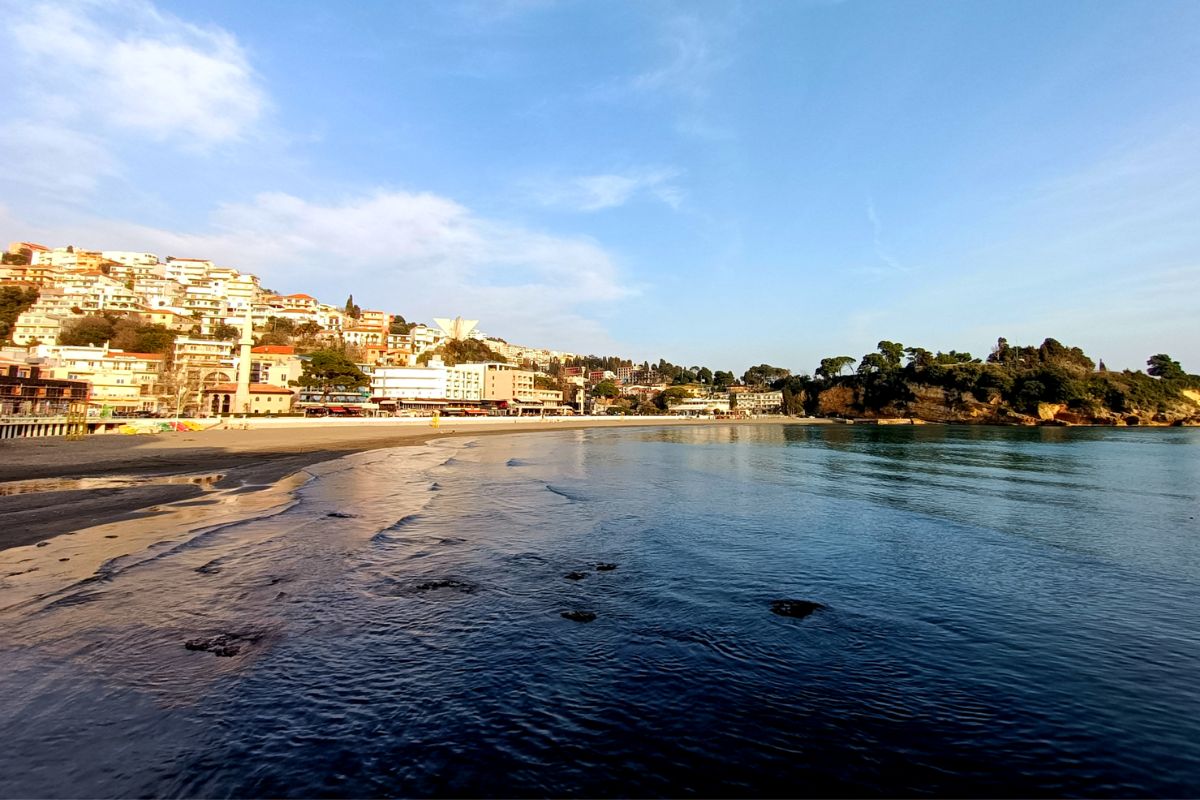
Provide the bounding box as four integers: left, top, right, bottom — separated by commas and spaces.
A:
0, 417, 801, 549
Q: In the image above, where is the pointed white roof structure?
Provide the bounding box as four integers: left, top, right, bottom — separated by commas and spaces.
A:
433, 316, 479, 341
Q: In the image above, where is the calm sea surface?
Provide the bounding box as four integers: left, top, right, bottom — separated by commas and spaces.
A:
2, 424, 1199, 797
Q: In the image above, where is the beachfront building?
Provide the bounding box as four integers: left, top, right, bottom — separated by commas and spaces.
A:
733, 391, 784, 414
0, 360, 90, 419
203, 383, 294, 415
369, 360, 563, 415
370, 362, 450, 413
33, 344, 165, 414
670, 394, 732, 416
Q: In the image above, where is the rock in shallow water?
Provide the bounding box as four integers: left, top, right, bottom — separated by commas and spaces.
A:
564, 571, 588, 580
561, 610, 597, 623
326, 511, 356, 519
595, 563, 618, 571
184, 633, 255, 657
413, 579, 476, 594
770, 599, 826, 619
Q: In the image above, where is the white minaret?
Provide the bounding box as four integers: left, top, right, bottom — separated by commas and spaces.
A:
233, 306, 254, 415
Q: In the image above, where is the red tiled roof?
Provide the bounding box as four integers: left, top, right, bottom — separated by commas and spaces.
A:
203, 383, 294, 394
283, 293, 316, 300
251, 345, 296, 355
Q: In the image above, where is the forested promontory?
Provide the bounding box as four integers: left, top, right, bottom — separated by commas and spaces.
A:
780, 338, 1200, 426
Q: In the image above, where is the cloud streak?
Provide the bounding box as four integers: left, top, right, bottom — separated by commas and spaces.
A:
863, 196, 908, 275
528, 168, 684, 212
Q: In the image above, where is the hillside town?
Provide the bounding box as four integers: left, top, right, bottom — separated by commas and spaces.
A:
0, 241, 780, 432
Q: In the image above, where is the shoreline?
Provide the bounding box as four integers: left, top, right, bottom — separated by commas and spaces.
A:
0, 417, 811, 549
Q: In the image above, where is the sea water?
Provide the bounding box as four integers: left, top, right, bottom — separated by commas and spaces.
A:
1, 424, 1198, 797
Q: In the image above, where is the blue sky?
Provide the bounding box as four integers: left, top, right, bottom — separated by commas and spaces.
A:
1, 0, 1197, 373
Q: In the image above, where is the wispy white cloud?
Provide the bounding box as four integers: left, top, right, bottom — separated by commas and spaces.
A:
0, 0, 267, 197
0, 122, 121, 194
10, 0, 265, 146
862, 196, 909, 275
631, 14, 728, 101
527, 167, 684, 212
2, 189, 635, 351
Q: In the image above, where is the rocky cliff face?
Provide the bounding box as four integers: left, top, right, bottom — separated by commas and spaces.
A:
814, 383, 1200, 426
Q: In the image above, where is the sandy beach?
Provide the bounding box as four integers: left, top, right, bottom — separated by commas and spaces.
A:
0, 417, 805, 549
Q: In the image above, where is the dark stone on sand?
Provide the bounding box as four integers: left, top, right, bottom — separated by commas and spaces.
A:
36, 541, 49, 547
326, 511, 356, 519
564, 571, 588, 580
561, 610, 596, 623
770, 599, 826, 619
104, 535, 118, 539
595, 563, 617, 571
195, 560, 223, 575
58, 557, 69, 562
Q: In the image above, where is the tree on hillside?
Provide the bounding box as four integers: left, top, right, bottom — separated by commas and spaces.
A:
591, 380, 620, 398
294, 321, 323, 340
344, 295, 362, 319
0, 285, 39, 341
388, 315, 416, 335
266, 316, 296, 335
211, 322, 239, 341
1147, 354, 1185, 381
858, 341, 905, 375
59, 314, 118, 346
656, 386, 690, 410
905, 347, 934, 369
712, 370, 736, 389
111, 323, 176, 355
295, 350, 368, 401
742, 364, 790, 386
256, 331, 292, 348
816, 356, 855, 380
417, 338, 505, 366
696, 366, 713, 385
934, 350, 977, 365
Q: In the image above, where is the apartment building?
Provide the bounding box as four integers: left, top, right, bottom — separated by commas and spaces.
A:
133, 277, 187, 309
6, 242, 50, 262
250, 345, 303, 389
10, 310, 67, 346
162, 257, 214, 285
0, 263, 65, 286
342, 326, 386, 347
51, 271, 141, 313
30, 247, 109, 271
